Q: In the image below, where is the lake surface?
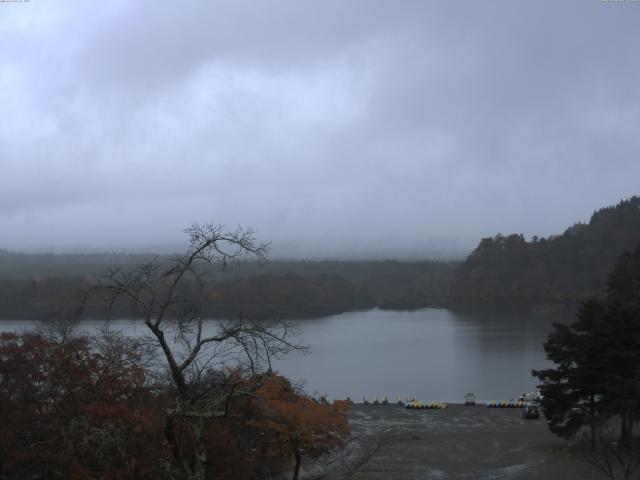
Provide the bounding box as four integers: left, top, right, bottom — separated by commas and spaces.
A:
0, 307, 570, 403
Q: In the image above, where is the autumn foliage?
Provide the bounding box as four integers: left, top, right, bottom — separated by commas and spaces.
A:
256, 376, 350, 451
0, 332, 351, 480
250, 375, 351, 480
0, 332, 165, 479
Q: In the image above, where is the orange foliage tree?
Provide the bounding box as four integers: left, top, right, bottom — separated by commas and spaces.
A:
248, 374, 351, 480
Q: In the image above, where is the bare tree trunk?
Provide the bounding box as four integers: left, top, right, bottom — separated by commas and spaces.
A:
192, 418, 207, 480
165, 415, 190, 478
590, 394, 597, 449
621, 412, 632, 447
292, 439, 302, 480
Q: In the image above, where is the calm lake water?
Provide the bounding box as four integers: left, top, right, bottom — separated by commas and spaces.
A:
0, 307, 570, 403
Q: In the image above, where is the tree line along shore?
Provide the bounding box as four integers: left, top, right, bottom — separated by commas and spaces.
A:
1, 196, 639, 320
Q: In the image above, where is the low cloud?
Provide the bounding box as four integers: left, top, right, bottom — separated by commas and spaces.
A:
1, 1, 639, 258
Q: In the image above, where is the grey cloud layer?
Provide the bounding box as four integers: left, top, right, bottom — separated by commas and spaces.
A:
1, 0, 639, 257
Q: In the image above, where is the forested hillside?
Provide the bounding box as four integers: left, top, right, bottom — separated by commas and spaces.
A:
451, 196, 640, 308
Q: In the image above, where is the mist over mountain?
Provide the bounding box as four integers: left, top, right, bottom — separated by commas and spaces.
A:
3, 196, 639, 318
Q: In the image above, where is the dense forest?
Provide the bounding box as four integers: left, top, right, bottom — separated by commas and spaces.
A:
0, 252, 455, 320
451, 196, 640, 310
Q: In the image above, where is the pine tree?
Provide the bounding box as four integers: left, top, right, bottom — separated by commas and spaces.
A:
533, 244, 640, 446
533, 299, 609, 446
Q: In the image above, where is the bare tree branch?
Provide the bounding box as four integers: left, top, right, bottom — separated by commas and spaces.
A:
92, 222, 302, 480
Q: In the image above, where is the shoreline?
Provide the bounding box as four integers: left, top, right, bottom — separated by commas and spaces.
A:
333, 404, 595, 479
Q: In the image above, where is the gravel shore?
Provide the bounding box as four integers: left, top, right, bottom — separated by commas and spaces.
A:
341, 404, 598, 480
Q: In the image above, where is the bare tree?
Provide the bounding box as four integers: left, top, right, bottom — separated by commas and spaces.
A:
581, 425, 640, 480
97, 223, 303, 480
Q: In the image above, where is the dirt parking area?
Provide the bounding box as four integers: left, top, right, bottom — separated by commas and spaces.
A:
341, 404, 599, 480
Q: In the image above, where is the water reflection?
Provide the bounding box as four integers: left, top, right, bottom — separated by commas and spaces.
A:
272, 308, 573, 403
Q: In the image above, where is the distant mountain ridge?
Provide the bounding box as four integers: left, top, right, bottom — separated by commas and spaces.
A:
451, 196, 640, 309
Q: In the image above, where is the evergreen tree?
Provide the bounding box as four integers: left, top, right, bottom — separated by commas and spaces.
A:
533, 245, 640, 446
533, 299, 609, 446
592, 303, 640, 445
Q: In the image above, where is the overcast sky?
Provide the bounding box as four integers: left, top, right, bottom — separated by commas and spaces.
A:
1, 1, 639, 258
